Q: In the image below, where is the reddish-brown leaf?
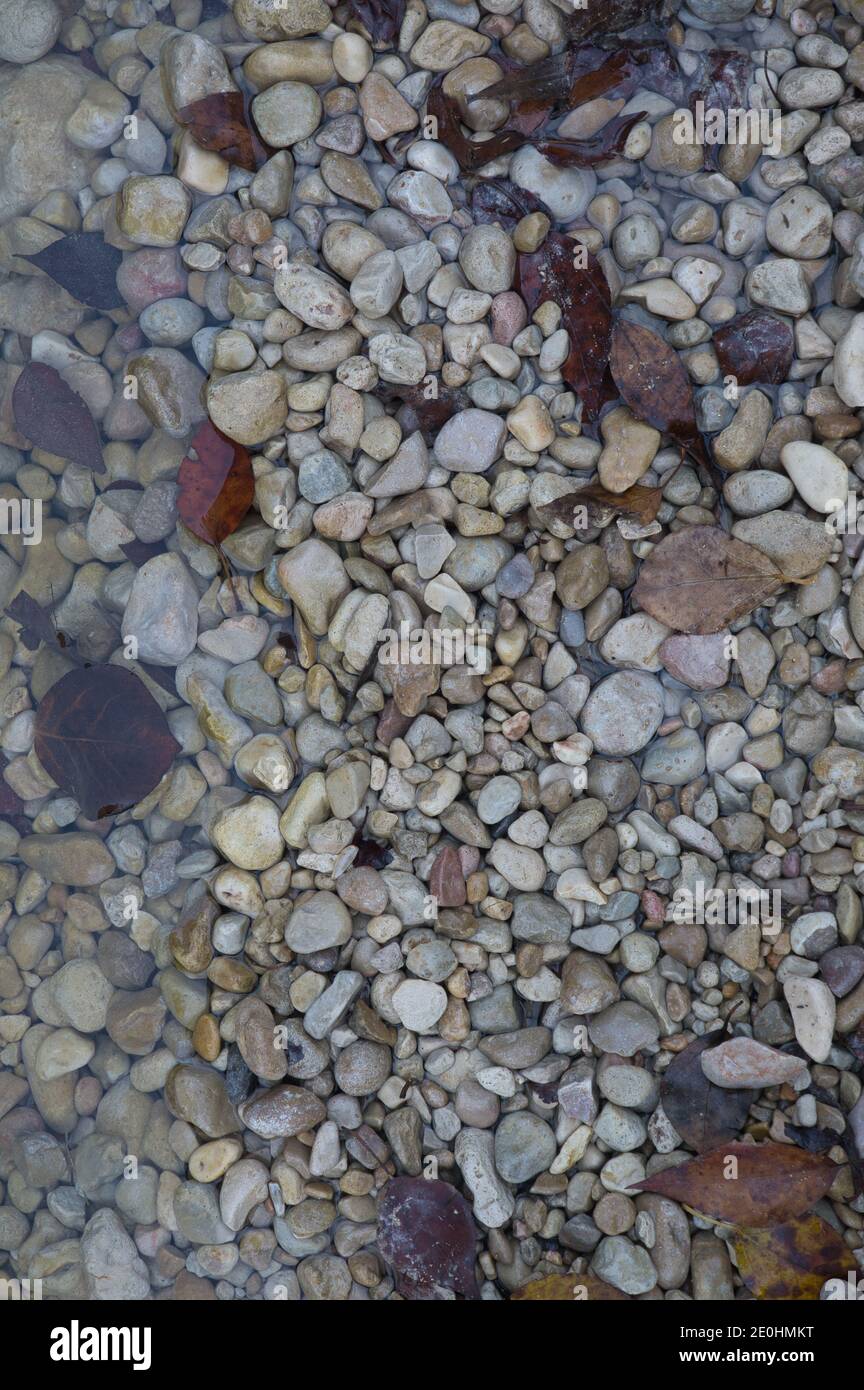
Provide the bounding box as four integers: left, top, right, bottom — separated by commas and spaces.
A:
378, 1177, 478, 1299
6, 591, 63, 652
610, 317, 706, 462
177, 421, 254, 546
427, 84, 524, 173
633, 525, 784, 635
34, 666, 180, 820
713, 310, 794, 387
537, 482, 662, 531
518, 233, 612, 420
661, 1031, 755, 1153
376, 382, 472, 442
176, 91, 269, 173
24, 232, 124, 311
732, 1214, 858, 1300
346, 0, 406, 44
471, 180, 552, 229
566, 0, 668, 41
634, 1142, 840, 1228
512, 1273, 631, 1301
479, 41, 681, 110
537, 113, 646, 168
12, 362, 104, 472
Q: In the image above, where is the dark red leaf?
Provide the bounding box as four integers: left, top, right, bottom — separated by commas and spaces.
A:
661, 1031, 755, 1153
376, 382, 472, 442
12, 362, 104, 473
538, 112, 646, 167
610, 317, 714, 474
177, 421, 254, 546
7, 591, 62, 652
480, 42, 682, 110
24, 232, 124, 311
176, 91, 269, 173
347, 0, 405, 44
428, 84, 525, 173
378, 1177, 479, 1299
567, 0, 667, 41
34, 665, 180, 820
519, 233, 612, 420
713, 310, 794, 387
471, 180, 552, 229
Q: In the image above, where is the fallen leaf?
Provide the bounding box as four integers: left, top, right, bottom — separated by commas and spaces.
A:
34, 666, 180, 820
537, 482, 662, 531
24, 232, 124, 311
472, 179, 552, 229
632, 525, 784, 635
782, 1124, 839, 1154
427, 84, 525, 173
177, 421, 254, 546
512, 1273, 631, 1301
176, 91, 269, 172
376, 381, 472, 442
347, 0, 406, 44
121, 539, 167, 566
6, 591, 63, 652
12, 362, 104, 473
732, 1214, 857, 1300
609, 317, 710, 472
688, 49, 752, 170
661, 1031, 755, 1153
537, 113, 647, 168
634, 1141, 839, 1228
377, 1177, 478, 1299
480, 41, 682, 110
713, 310, 794, 387
518, 232, 612, 419
566, 0, 668, 41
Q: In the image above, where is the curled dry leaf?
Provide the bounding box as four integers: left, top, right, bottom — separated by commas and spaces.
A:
634, 1142, 840, 1228
609, 317, 713, 476
518, 232, 612, 420
713, 310, 795, 387
12, 362, 105, 473
632, 525, 785, 635
176, 92, 269, 173
732, 1214, 857, 1300
24, 231, 124, 311
661, 1031, 755, 1154
512, 1273, 630, 1301
177, 421, 254, 546
377, 1177, 479, 1299
537, 482, 662, 531
34, 665, 181, 821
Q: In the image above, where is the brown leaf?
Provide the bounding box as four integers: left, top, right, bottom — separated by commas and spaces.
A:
377, 1177, 478, 1298
634, 1142, 839, 1228
427, 84, 524, 172
24, 232, 124, 311
538, 113, 646, 168
661, 1031, 755, 1153
713, 310, 794, 387
537, 482, 661, 531
518, 233, 612, 420
12, 362, 104, 472
610, 317, 708, 469
732, 1214, 858, 1300
176, 92, 269, 173
376, 381, 472, 442
6, 591, 63, 652
512, 1273, 630, 1301
566, 0, 668, 41
471, 179, 552, 229
480, 41, 682, 111
346, 0, 405, 44
34, 666, 180, 821
632, 525, 784, 635
177, 421, 254, 546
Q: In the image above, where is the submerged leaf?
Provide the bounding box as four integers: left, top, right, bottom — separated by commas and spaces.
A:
34, 666, 180, 821
24, 232, 124, 311
377, 381, 472, 442
472, 180, 552, 229
566, 0, 669, 41
633, 525, 784, 635
732, 1214, 857, 1300
610, 317, 708, 469
713, 310, 794, 387
518, 233, 612, 419
538, 113, 646, 167
12, 362, 104, 472
538, 482, 661, 531
662, 1031, 755, 1153
377, 1177, 479, 1298
346, 0, 406, 44
479, 41, 682, 110
634, 1142, 839, 1228
176, 91, 269, 172
6, 591, 62, 652
512, 1273, 630, 1301
177, 421, 254, 546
